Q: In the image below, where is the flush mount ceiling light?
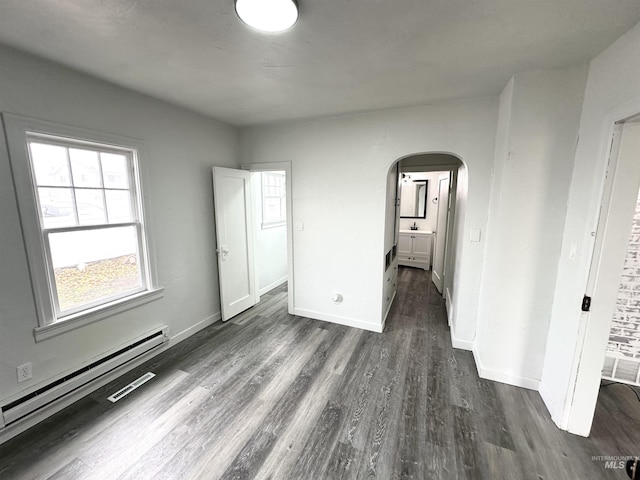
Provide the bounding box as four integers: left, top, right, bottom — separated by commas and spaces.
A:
235, 0, 299, 33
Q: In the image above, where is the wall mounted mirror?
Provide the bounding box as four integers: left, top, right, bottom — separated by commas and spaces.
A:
400, 179, 428, 218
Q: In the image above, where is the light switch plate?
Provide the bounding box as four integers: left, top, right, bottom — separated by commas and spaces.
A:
470, 229, 481, 242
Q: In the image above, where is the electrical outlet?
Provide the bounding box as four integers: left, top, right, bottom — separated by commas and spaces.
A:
17, 363, 32, 383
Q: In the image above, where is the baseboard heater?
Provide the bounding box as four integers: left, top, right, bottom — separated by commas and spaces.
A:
1, 326, 169, 428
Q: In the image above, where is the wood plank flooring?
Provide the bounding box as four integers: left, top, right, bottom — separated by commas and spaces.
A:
1, 268, 640, 479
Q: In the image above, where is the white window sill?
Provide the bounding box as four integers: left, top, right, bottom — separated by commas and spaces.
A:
261, 221, 286, 229
33, 288, 164, 342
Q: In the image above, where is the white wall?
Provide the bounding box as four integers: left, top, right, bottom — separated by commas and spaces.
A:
0, 45, 239, 403
240, 98, 498, 337
398, 171, 444, 233
541, 22, 640, 434
475, 65, 588, 389
251, 172, 288, 295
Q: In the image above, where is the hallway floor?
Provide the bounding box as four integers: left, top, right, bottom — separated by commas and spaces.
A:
0, 268, 638, 479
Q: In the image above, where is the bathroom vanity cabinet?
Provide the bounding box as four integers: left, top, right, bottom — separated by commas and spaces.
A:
397, 230, 433, 270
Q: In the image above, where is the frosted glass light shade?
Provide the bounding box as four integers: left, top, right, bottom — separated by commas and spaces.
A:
235, 0, 299, 33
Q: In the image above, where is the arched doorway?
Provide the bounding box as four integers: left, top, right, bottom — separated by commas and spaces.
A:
382, 152, 466, 328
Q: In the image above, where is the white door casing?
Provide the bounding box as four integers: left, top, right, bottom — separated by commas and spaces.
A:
432, 173, 450, 293
241, 161, 294, 315
212, 166, 257, 321
565, 121, 640, 435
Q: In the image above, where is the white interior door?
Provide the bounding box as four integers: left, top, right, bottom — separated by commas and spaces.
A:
432, 173, 450, 293
212, 166, 257, 321
566, 121, 640, 434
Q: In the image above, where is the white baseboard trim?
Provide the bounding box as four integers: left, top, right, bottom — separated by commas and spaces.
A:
170, 311, 221, 344
293, 308, 383, 333
472, 346, 540, 391
450, 329, 473, 351
258, 276, 288, 297
0, 311, 221, 446
538, 380, 557, 419
445, 288, 453, 327
537, 381, 574, 433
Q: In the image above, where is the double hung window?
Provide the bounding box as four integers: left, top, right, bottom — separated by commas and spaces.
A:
4, 115, 160, 339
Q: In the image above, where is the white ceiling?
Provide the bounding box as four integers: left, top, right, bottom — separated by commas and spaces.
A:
0, 1, 638, 126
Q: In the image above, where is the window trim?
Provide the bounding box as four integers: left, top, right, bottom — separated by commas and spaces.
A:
3, 113, 162, 341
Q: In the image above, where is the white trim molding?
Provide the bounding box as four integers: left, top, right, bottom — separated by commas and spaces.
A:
293, 308, 383, 333
34, 288, 164, 342
241, 162, 294, 316
450, 328, 473, 351
538, 380, 560, 425
472, 346, 540, 391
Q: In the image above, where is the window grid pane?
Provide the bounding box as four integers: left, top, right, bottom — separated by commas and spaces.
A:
75, 188, 107, 225
38, 187, 76, 228
29, 141, 134, 229
69, 148, 102, 188
29, 143, 72, 187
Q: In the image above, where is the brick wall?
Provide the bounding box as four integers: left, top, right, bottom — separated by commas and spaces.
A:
608, 193, 640, 359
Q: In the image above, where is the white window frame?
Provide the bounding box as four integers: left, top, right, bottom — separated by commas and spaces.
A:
261, 171, 286, 229
3, 113, 163, 342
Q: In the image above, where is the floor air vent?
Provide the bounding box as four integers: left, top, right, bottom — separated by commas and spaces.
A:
1, 326, 168, 427
108, 372, 156, 403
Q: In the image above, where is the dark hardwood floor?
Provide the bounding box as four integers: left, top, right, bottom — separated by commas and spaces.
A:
1, 268, 640, 479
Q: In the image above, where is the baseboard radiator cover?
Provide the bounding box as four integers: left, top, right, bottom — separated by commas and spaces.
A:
1, 326, 168, 427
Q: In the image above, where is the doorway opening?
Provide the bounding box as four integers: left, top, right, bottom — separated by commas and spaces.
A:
384, 153, 465, 326
211, 163, 293, 322
397, 171, 449, 289
243, 162, 294, 314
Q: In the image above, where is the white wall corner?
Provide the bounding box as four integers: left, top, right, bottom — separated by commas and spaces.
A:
293, 308, 383, 333
258, 276, 288, 297
472, 345, 540, 390
538, 380, 565, 429
450, 326, 473, 351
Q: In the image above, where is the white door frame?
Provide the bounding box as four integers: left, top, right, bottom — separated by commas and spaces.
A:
443, 168, 459, 315
241, 162, 294, 315
562, 102, 640, 435
432, 172, 451, 294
